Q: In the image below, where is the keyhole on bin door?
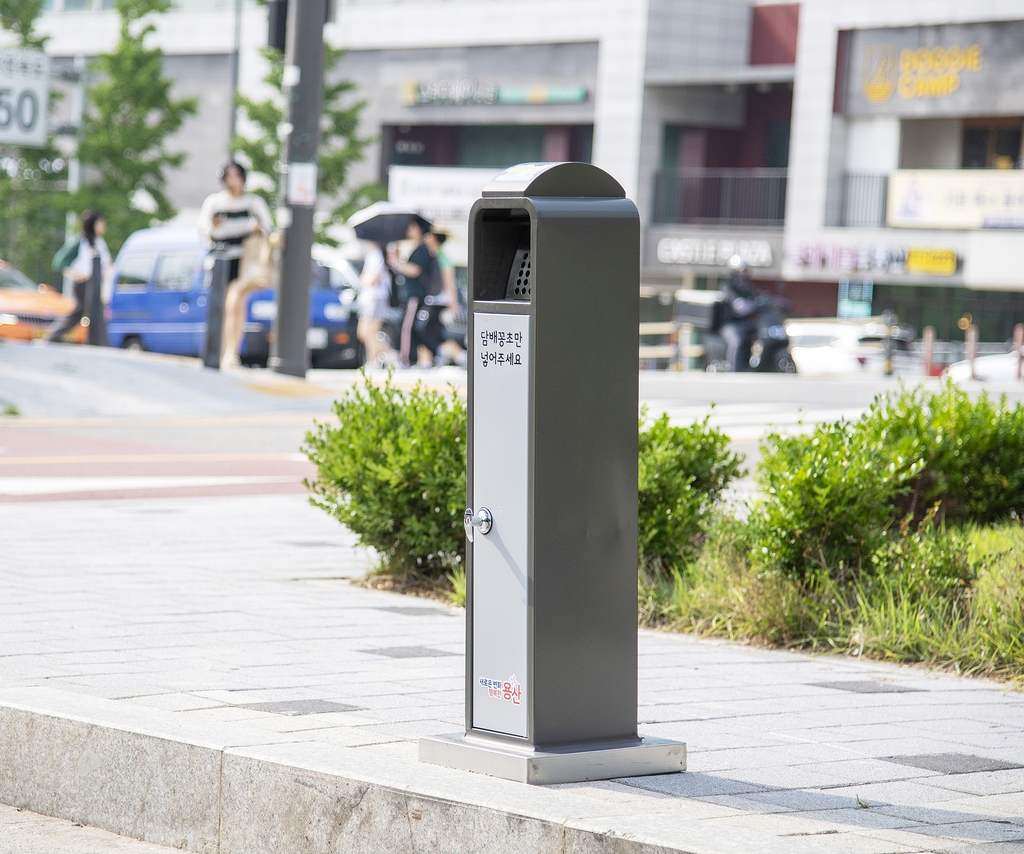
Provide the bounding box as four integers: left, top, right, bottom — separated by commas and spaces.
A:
464, 507, 493, 542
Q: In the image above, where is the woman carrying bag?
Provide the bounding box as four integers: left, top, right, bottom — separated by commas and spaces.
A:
45, 210, 111, 345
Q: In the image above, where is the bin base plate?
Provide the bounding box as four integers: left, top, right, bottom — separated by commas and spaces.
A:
418, 732, 686, 785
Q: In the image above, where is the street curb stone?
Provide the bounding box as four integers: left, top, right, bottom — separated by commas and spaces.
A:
0, 687, 850, 854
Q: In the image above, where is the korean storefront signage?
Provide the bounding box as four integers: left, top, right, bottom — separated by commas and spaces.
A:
388, 166, 502, 220
846, 22, 1024, 116
400, 79, 588, 107
655, 237, 774, 268
787, 243, 959, 277
888, 170, 1024, 230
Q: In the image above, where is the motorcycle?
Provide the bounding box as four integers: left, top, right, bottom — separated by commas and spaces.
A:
676, 290, 796, 374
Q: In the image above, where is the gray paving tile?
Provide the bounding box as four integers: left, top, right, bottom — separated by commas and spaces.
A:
924, 769, 1024, 797
911, 821, 1024, 844
883, 753, 1024, 775
621, 772, 768, 798
235, 699, 363, 715
357, 646, 460, 659
808, 681, 925, 695
4, 492, 1024, 854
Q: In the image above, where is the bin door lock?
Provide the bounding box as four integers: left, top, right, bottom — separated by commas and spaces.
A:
464, 507, 492, 541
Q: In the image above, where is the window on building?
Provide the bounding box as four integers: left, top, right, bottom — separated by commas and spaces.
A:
962, 118, 1023, 169
381, 124, 592, 176
461, 125, 545, 168
765, 121, 790, 168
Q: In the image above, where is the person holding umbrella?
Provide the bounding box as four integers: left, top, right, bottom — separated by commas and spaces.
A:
356, 240, 392, 368
348, 203, 434, 368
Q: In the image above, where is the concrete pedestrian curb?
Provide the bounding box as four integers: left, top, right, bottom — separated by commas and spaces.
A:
0, 687, 843, 854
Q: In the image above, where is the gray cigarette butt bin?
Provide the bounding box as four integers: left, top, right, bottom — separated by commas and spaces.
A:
419, 162, 686, 785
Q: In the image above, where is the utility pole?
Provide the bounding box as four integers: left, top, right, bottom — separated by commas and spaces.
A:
270, 0, 327, 377
228, 0, 243, 141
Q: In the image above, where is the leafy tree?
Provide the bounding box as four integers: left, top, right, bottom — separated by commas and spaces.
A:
231, 44, 384, 245
74, 0, 197, 254
0, 0, 46, 48
0, 0, 70, 284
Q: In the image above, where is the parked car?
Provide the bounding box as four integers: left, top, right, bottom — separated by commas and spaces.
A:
785, 318, 916, 376
0, 261, 86, 344
107, 227, 363, 368
945, 350, 1023, 382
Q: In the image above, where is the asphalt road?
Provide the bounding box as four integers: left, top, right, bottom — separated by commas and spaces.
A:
3, 340, 1023, 504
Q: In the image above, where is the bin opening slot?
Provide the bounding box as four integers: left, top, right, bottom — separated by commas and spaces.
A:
473, 210, 531, 302
504, 241, 531, 300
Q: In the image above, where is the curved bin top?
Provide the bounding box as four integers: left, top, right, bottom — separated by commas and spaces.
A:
481, 162, 625, 199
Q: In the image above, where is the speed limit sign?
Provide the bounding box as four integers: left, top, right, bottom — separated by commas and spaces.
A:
0, 49, 49, 148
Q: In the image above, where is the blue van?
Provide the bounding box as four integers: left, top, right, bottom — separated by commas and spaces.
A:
108, 227, 364, 367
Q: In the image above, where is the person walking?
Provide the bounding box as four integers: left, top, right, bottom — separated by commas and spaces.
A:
422, 228, 465, 366
198, 160, 273, 367
356, 241, 393, 368
45, 210, 111, 344
388, 218, 437, 368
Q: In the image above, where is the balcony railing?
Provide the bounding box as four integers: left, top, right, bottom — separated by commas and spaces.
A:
652, 168, 787, 226
840, 173, 888, 228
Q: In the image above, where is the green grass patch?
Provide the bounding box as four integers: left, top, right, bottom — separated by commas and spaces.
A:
644, 516, 1024, 682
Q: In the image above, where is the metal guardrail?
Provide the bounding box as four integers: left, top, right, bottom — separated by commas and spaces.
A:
639, 321, 702, 369
652, 168, 787, 226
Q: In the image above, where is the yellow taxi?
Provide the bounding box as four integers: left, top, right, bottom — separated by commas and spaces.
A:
0, 261, 85, 343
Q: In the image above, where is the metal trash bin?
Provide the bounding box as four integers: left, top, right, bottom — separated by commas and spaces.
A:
420, 162, 686, 784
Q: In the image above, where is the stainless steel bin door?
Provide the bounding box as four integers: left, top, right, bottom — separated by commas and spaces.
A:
471, 311, 530, 738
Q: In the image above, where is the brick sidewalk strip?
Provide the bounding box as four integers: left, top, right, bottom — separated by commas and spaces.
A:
3, 494, 1024, 854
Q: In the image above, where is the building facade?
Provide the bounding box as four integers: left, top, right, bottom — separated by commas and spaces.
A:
786, 0, 1024, 341
29, 0, 1024, 340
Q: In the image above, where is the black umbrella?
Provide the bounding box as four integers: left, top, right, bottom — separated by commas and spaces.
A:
348, 202, 432, 245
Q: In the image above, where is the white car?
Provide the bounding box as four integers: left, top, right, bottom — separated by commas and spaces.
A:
785, 318, 917, 376
945, 351, 1024, 382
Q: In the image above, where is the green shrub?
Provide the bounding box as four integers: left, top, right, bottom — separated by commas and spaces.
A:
879, 385, 1024, 524
750, 383, 1024, 581
750, 418, 921, 580
303, 372, 466, 578
638, 411, 744, 573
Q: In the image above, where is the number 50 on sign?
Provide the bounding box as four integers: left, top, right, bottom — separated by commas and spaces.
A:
0, 49, 49, 148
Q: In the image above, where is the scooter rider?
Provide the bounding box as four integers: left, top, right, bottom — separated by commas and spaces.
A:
719, 255, 760, 372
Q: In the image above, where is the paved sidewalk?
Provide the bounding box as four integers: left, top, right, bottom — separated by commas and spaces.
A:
3, 493, 1023, 854
0, 803, 181, 854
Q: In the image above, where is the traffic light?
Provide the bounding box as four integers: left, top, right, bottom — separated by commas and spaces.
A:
268, 0, 288, 52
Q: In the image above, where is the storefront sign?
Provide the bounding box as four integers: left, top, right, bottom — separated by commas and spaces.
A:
388, 165, 502, 220
846, 22, 1024, 116
888, 170, 1024, 230
655, 237, 774, 268
787, 242, 960, 277
400, 79, 588, 107
905, 248, 958, 275
862, 43, 983, 106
